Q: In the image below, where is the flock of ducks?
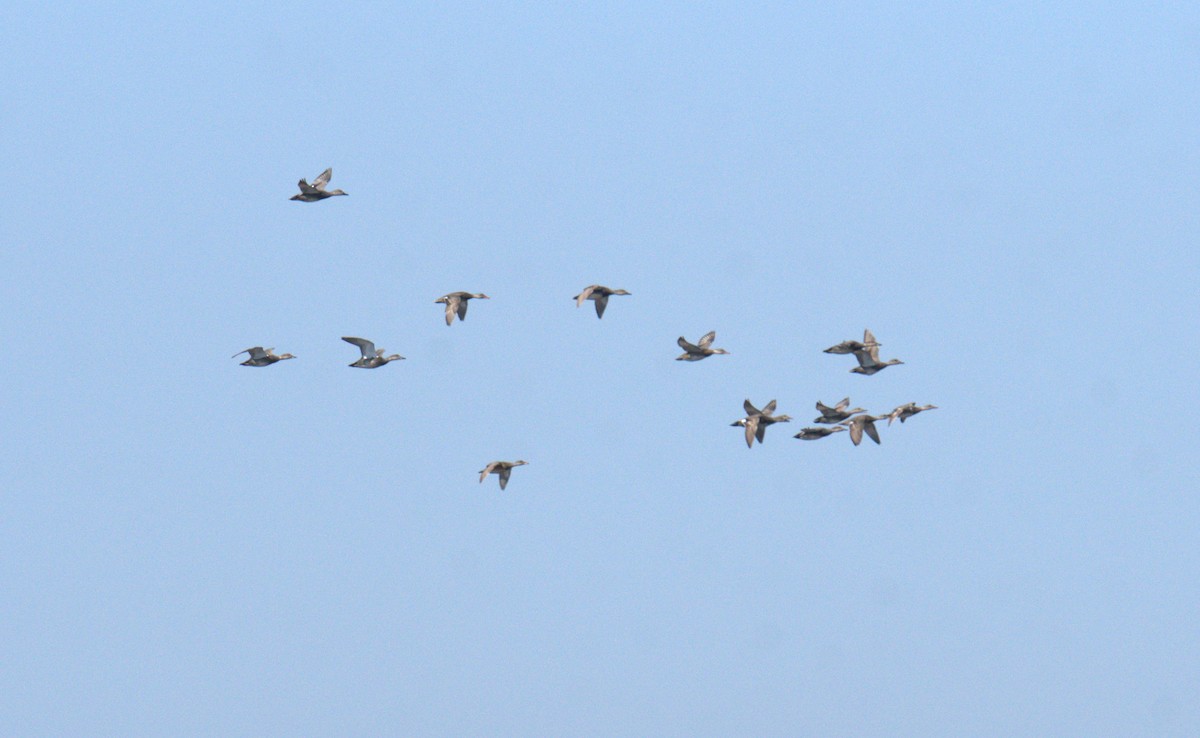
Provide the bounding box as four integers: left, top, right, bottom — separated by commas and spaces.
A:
235, 169, 938, 490
729, 328, 937, 449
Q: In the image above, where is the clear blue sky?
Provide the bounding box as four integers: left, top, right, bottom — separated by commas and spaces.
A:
3, 2, 1198, 735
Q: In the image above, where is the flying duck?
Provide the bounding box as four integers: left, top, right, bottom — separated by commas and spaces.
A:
731, 399, 792, 448
290, 168, 348, 202
813, 397, 865, 424
573, 285, 631, 319
341, 336, 405, 368
232, 346, 296, 367
676, 331, 730, 361
435, 292, 490, 326
887, 402, 938, 425
479, 460, 528, 490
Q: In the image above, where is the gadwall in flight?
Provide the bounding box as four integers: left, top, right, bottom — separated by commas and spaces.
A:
887, 402, 938, 425
676, 331, 730, 361
731, 399, 792, 448
813, 397, 865, 424
290, 168, 348, 202
844, 414, 888, 445
341, 336, 405, 368
232, 346, 296, 367
435, 292, 490, 326
824, 328, 880, 355
851, 342, 904, 375
479, 460, 528, 490
574, 285, 631, 319
794, 426, 848, 441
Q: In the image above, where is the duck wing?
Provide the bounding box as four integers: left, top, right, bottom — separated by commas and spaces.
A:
854, 344, 882, 368
594, 294, 609, 318
677, 336, 701, 352
456, 298, 469, 321
297, 179, 320, 195
761, 399, 777, 416
743, 416, 759, 448
341, 336, 376, 358
863, 328, 877, 345
498, 467, 511, 490
479, 462, 498, 483
574, 285, 596, 307
232, 346, 268, 359
697, 331, 716, 348
443, 296, 460, 325
863, 418, 882, 444
888, 403, 912, 425
312, 168, 332, 190
743, 399, 762, 416
824, 340, 858, 354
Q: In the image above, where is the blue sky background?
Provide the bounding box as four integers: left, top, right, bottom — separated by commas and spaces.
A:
3, 2, 1199, 735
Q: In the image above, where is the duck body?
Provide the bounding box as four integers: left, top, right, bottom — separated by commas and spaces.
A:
850, 356, 904, 375
435, 292, 490, 325
573, 285, 631, 318
676, 331, 730, 361
794, 426, 847, 441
